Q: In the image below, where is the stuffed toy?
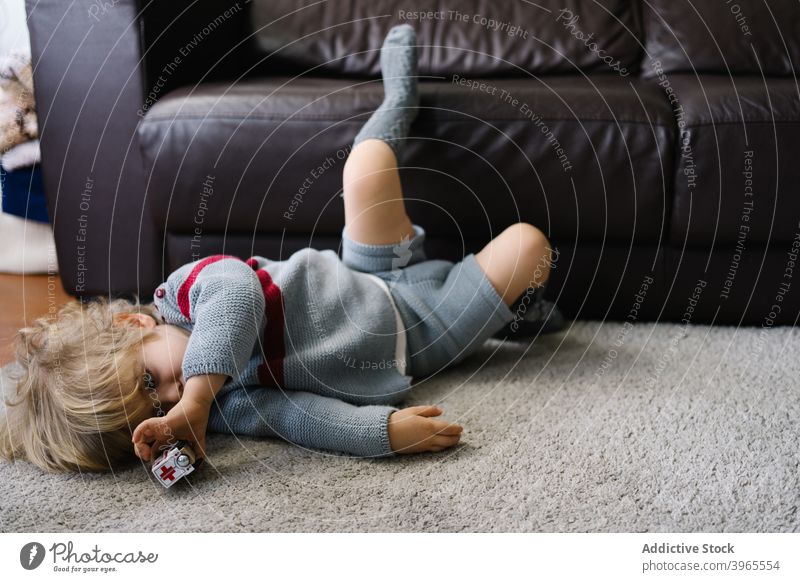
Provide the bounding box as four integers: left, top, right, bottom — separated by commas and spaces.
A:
0, 52, 38, 154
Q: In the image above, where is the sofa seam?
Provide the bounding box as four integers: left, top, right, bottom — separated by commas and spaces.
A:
141, 114, 677, 126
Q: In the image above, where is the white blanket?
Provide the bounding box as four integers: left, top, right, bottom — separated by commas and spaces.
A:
0, 210, 57, 274
1, 138, 40, 171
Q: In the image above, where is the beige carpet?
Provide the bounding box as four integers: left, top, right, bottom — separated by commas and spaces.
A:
1, 321, 798, 532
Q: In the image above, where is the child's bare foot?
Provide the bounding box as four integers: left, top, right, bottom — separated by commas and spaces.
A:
387, 405, 463, 454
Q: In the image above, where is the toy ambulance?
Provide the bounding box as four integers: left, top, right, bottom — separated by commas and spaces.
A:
151, 440, 196, 488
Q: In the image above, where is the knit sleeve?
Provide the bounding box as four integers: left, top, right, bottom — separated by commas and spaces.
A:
154, 255, 265, 385
207, 387, 399, 458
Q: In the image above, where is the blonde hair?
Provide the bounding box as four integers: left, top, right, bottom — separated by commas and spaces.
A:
0, 296, 162, 472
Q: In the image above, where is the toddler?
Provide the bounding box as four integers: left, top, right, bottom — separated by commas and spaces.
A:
0, 25, 560, 473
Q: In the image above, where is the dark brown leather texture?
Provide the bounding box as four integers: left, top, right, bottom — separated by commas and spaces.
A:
137, 75, 673, 245
666, 75, 800, 248
248, 0, 642, 77
643, 0, 800, 76
27, 0, 800, 325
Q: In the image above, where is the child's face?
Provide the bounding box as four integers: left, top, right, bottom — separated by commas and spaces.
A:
138, 322, 191, 417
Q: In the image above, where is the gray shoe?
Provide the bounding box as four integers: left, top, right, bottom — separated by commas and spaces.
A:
493, 293, 566, 340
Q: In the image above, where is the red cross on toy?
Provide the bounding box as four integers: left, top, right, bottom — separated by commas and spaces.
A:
159, 465, 177, 481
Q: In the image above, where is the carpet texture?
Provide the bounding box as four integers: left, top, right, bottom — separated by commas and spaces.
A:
1, 321, 798, 532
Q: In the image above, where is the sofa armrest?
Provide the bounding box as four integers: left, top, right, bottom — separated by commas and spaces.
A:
25, 0, 160, 297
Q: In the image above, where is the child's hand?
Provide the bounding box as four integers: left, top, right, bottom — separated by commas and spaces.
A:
387, 405, 464, 454
132, 395, 211, 462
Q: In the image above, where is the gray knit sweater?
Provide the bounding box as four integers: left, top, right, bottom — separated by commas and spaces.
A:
152, 252, 412, 458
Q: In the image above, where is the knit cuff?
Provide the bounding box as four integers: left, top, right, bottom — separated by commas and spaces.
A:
358, 404, 399, 458
182, 359, 238, 387
340, 223, 427, 273
462, 253, 516, 325
377, 405, 399, 457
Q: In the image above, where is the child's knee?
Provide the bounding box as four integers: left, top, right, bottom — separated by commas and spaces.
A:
504, 222, 552, 274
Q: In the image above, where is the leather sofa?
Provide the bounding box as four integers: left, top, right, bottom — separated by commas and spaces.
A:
26, 0, 800, 324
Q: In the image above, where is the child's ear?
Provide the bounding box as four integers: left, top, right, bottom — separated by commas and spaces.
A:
114, 313, 157, 328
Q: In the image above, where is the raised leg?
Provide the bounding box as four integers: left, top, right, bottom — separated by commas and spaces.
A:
474, 222, 553, 306
343, 139, 415, 245
344, 24, 419, 246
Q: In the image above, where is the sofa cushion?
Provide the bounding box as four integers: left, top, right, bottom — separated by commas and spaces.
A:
248, 0, 642, 77
643, 0, 800, 76
663, 74, 800, 247
136, 74, 674, 245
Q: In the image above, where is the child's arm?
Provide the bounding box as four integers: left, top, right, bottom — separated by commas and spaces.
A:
134, 256, 266, 460
208, 388, 464, 457
209, 387, 399, 457
133, 372, 227, 462
136, 383, 465, 460
154, 255, 265, 385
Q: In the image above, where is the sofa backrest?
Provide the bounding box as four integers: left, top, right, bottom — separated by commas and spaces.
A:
247, 0, 643, 77
139, 0, 800, 89
642, 0, 800, 76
